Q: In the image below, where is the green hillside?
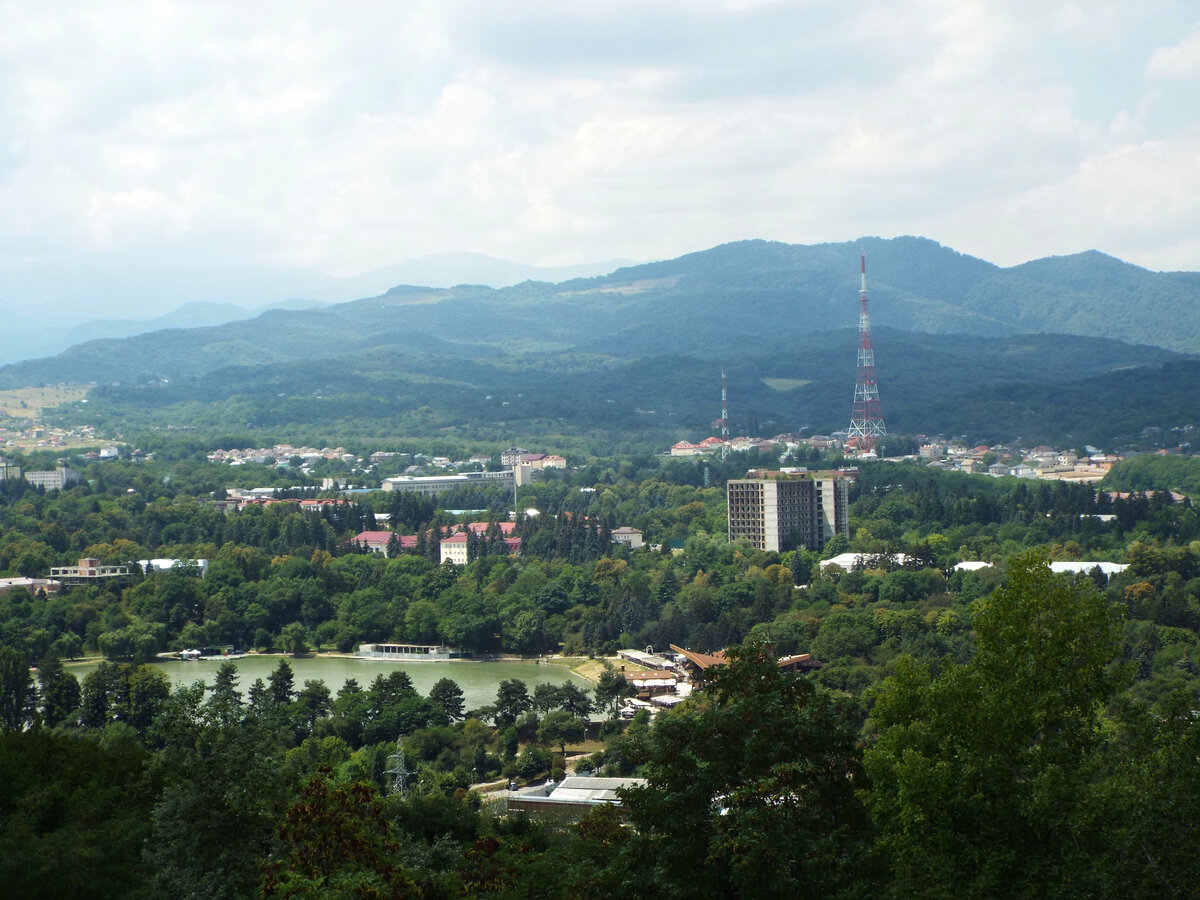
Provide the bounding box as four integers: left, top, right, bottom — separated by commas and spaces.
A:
5, 236, 1198, 450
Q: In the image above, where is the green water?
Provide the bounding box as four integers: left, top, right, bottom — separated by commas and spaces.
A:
67, 655, 588, 711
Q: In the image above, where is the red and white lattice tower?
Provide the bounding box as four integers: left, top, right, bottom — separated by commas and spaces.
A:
711, 369, 730, 460
847, 251, 886, 450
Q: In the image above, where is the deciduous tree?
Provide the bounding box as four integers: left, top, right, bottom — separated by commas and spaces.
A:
865, 552, 1127, 898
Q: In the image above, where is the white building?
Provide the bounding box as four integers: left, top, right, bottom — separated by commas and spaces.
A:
382, 469, 516, 495
24, 466, 80, 490
611, 526, 644, 549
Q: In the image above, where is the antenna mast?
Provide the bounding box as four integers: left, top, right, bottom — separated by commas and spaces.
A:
712, 370, 730, 460
847, 250, 886, 451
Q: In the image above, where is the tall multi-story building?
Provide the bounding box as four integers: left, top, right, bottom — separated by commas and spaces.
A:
726, 470, 851, 552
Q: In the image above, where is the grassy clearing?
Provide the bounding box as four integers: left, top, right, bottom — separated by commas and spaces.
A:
0, 385, 90, 418
566, 656, 621, 683
762, 377, 810, 391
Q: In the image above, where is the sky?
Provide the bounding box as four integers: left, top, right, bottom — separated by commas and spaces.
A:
3, 0, 1200, 321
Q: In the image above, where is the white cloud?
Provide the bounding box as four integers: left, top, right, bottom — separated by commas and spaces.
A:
1147, 23, 1200, 79
0, 0, 1199, 314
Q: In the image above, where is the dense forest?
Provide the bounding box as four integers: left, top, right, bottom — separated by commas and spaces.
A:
42, 330, 1188, 454
1, 448, 1199, 895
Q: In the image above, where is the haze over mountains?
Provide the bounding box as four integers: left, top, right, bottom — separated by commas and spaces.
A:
4, 236, 1197, 449
0, 252, 633, 365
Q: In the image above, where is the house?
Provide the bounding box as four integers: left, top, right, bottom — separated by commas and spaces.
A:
463, 521, 516, 536
670, 440, 704, 457
611, 526, 644, 549
776, 653, 824, 674
381, 470, 516, 495
671, 644, 727, 681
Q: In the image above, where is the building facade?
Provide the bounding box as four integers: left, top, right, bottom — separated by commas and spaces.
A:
726, 470, 851, 552
610, 526, 644, 549
48, 557, 130, 585
24, 466, 80, 491
381, 469, 516, 495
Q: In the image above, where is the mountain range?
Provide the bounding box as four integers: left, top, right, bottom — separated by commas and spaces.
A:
0, 252, 633, 365
5, 236, 1197, 451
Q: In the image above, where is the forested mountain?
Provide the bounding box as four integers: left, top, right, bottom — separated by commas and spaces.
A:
66, 330, 1188, 452
2, 236, 1197, 449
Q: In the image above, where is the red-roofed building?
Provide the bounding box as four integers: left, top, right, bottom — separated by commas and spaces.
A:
440, 530, 523, 564
351, 531, 398, 554
463, 521, 516, 536
440, 532, 469, 565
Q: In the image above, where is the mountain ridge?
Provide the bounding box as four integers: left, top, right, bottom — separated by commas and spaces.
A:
5, 236, 1198, 450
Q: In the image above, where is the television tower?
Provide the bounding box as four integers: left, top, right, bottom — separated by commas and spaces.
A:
847, 250, 886, 450
712, 369, 729, 459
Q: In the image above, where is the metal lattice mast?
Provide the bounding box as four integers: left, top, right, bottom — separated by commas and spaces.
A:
720, 370, 729, 459
712, 369, 730, 460
847, 250, 886, 450
384, 734, 411, 798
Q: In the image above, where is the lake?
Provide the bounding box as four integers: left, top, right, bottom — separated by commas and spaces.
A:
67, 654, 590, 711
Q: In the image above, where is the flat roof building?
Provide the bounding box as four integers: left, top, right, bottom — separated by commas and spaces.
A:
727, 470, 851, 553
381, 469, 517, 495
49, 557, 130, 585
25, 466, 80, 491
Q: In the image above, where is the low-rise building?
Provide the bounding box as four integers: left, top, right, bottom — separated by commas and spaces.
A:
381, 469, 516, 495
505, 776, 646, 820
24, 466, 80, 490
611, 526, 644, 549
49, 557, 130, 585
0, 577, 60, 596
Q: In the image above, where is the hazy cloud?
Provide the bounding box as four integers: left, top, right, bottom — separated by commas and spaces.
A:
2, 0, 1199, 321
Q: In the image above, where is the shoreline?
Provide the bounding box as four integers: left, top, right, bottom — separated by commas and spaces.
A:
65, 650, 622, 685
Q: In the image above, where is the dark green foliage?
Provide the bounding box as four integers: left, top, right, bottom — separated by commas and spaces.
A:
260, 769, 415, 898
865, 553, 1128, 898
428, 676, 466, 722
79, 662, 170, 737
1105, 454, 1200, 496
622, 644, 871, 898
0, 646, 37, 732
37, 653, 81, 727
144, 680, 290, 897
1100, 688, 1200, 896
492, 679, 532, 730
0, 730, 156, 898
